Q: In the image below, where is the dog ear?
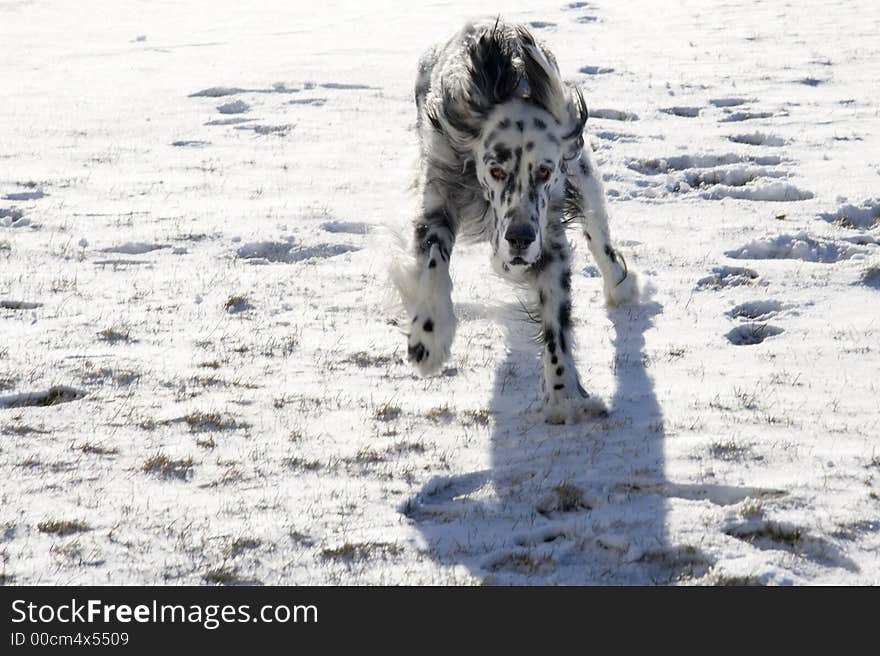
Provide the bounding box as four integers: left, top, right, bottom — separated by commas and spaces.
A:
516, 26, 588, 159
467, 21, 520, 115
562, 83, 588, 160
516, 26, 566, 118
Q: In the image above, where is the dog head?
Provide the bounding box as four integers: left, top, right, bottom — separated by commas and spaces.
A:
475, 99, 576, 268
438, 22, 588, 269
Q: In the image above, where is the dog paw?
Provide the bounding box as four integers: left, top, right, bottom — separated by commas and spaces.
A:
407, 306, 456, 376
543, 388, 608, 425
605, 269, 640, 307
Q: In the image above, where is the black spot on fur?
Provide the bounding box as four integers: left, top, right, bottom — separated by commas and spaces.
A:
423, 319, 434, 332
560, 271, 571, 292
525, 141, 534, 151
553, 383, 564, 390
533, 118, 546, 130
503, 170, 516, 198
604, 244, 617, 263
494, 143, 512, 163
530, 250, 552, 274
547, 132, 560, 145
498, 118, 511, 129
516, 120, 524, 132
539, 290, 545, 305
556, 366, 564, 376
429, 259, 437, 268
559, 301, 572, 330
551, 355, 558, 365
408, 342, 427, 362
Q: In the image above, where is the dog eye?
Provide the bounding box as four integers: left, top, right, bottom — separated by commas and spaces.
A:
536, 166, 552, 183
490, 166, 507, 181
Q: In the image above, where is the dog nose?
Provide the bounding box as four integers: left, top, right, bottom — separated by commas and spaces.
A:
504, 223, 536, 251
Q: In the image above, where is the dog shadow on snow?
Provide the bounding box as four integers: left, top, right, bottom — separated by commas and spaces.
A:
404, 295, 860, 583
404, 299, 713, 584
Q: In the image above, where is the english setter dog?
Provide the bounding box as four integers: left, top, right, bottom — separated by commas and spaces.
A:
394, 19, 639, 424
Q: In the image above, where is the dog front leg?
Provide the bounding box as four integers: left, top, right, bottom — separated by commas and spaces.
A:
406, 206, 457, 375
566, 147, 640, 306
533, 239, 608, 424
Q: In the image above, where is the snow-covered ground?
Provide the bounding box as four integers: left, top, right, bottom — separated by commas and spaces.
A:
2, 0, 879, 585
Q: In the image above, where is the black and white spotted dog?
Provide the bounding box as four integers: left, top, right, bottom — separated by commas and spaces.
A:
394, 19, 639, 424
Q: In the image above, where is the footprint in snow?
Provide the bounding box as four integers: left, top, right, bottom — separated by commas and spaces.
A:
590, 108, 639, 122
858, 267, 880, 290
700, 181, 813, 202
695, 266, 761, 291
205, 117, 255, 126
726, 300, 784, 321
216, 100, 250, 114
236, 240, 360, 264
288, 98, 327, 106
709, 97, 752, 108
189, 83, 301, 97
0, 208, 27, 227
189, 86, 248, 98
627, 153, 805, 201
818, 199, 880, 230
725, 323, 784, 346
727, 132, 786, 147
719, 110, 775, 123
320, 220, 370, 235
317, 82, 378, 91
93, 258, 151, 268
661, 106, 701, 118
725, 233, 857, 263
99, 242, 169, 255
592, 130, 639, 143
0, 299, 41, 310
579, 65, 614, 75
627, 153, 781, 174
725, 520, 857, 571
0, 386, 85, 409
3, 190, 46, 201
234, 124, 294, 136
